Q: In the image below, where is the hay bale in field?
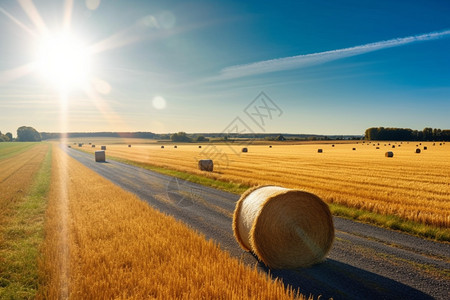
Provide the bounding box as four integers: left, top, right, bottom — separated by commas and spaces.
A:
384, 144, 387, 146
174, 145, 178, 148
423, 146, 427, 150
128, 145, 131, 147
332, 144, 335, 147
352, 148, 356, 150
392, 145, 395, 148
416, 148, 421, 153
440, 143, 442, 146
198, 159, 213, 172
198, 145, 202, 148
385, 151, 394, 157
242, 147, 248, 153
95, 150, 106, 162
317, 149, 323, 153
78, 143, 83, 147
101, 146, 106, 150
269, 145, 272, 148
376, 147, 380, 149
233, 186, 334, 269
161, 145, 165, 149
398, 145, 401, 147
92, 145, 95, 148
433, 143, 435, 146
68, 145, 71, 148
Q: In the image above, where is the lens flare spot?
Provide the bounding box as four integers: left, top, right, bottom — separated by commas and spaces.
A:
152, 96, 166, 110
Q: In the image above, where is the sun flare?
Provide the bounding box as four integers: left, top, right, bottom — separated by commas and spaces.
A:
36, 33, 91, 91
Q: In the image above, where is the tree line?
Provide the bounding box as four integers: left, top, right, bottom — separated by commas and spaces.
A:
0, 126, 41, 142
365, 127, 450, 141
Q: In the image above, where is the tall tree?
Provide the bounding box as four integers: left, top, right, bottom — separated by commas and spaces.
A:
16, 126, 41, 142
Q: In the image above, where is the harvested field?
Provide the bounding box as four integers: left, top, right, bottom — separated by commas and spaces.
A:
78, 141, 450, 229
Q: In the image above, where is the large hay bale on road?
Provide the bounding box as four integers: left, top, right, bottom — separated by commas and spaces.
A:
101, 146, 106, 150
198, 159, 213, 172
385, 151, 394, 157
95, 151, 106, 162
233, 186, 334, 269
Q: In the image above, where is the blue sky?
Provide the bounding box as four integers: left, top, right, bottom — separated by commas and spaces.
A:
0, 0, 449, 135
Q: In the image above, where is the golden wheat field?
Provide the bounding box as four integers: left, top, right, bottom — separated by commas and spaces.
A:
38, 144, 303, 299
79, 141, 450, 228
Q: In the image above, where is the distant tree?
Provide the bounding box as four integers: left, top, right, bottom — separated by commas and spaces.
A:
17, 126, 41, 142
196, 135, 209, 142
5, 132, 13, 141
170, 132, 191, 143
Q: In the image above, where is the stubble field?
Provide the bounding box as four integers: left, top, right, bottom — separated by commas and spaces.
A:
78, 141, 450, 234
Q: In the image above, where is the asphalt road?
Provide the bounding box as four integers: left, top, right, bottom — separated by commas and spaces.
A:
65, 146, 450, 299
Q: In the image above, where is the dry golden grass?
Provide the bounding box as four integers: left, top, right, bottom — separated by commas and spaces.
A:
38, 144, 305, 299
79, 141, 450, 228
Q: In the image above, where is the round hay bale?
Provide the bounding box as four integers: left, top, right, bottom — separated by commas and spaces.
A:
68, 145, 71, 148
174, 145, 177, 148
198, 145, 202, 148
352, 148, 356, 151
416, 148, 421, 153
161, 145, 165, 149
423, 146, 427, 150
233, 186, 334, 269
376, 147, 380, 149
269, 145, 272, 148
89, 142, 92, 145
242, 147, 248, 153
92, 145, 95, 148
198, 159, 213, 172
101, 146, 106, 150
128, 145, 131, 147
317, 149, 323, 153
95, 150, 106, 162
78, 143, 83, 147
332, 144, 335, 147
385, 151, 394, 157
392, 145, 395, 148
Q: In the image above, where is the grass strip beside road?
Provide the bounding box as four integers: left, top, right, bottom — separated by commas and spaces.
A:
89, 150, 450, 242
0, 143, 51, 299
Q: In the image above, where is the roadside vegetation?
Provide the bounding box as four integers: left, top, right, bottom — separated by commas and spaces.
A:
76, 141, 450, 241
0, 143, 51, 299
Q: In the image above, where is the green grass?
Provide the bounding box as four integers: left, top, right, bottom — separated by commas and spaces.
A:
0, 144, 52, 299
75, 148, 450, 243
0, 142, 38, 160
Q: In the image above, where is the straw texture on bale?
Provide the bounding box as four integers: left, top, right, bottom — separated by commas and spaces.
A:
95, 150, 106, 162
385, 151, 394, 157
242, 148, 248, 153
101, 146, 106, 150
317, 149, 323, 153
416, 148, 421, 153
233, 186, 334, 269
198, 159, 213, 172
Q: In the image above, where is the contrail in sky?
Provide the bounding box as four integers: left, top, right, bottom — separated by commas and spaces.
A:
219, 29, 450, 80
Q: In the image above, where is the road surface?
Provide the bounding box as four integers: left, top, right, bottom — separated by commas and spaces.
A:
65, 146, 449, 299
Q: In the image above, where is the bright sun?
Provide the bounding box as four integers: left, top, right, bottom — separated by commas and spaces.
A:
36, 33, 91, 91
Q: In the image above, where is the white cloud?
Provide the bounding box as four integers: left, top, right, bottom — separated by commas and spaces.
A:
219, 29, 450, 80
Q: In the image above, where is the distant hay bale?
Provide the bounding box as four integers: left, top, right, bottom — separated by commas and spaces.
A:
376, 147, 380, 149
95, 150, 106, 162
242, 147, 248, 153
101, 146, 106, 150
233, 186, 334, 269
78, 143, 83, 147
198, 159, 213, 172
332, 145, 335, 147
161, 145, 165, 149
92, 145, 95, 148
317, 149, 323, 153
128, 145, 131, 147
174, 145, 177, 148
352, 148, 356, 150
198, 145, 202, 148
385, 151, 394, 157
423, 146, 427, 150
269, 145, 272, 148
398, 145, 401, 147
392, 145, 395, 148
416, 148, 421, 153
68, 145, 71, 148
440, 143, 442, 146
